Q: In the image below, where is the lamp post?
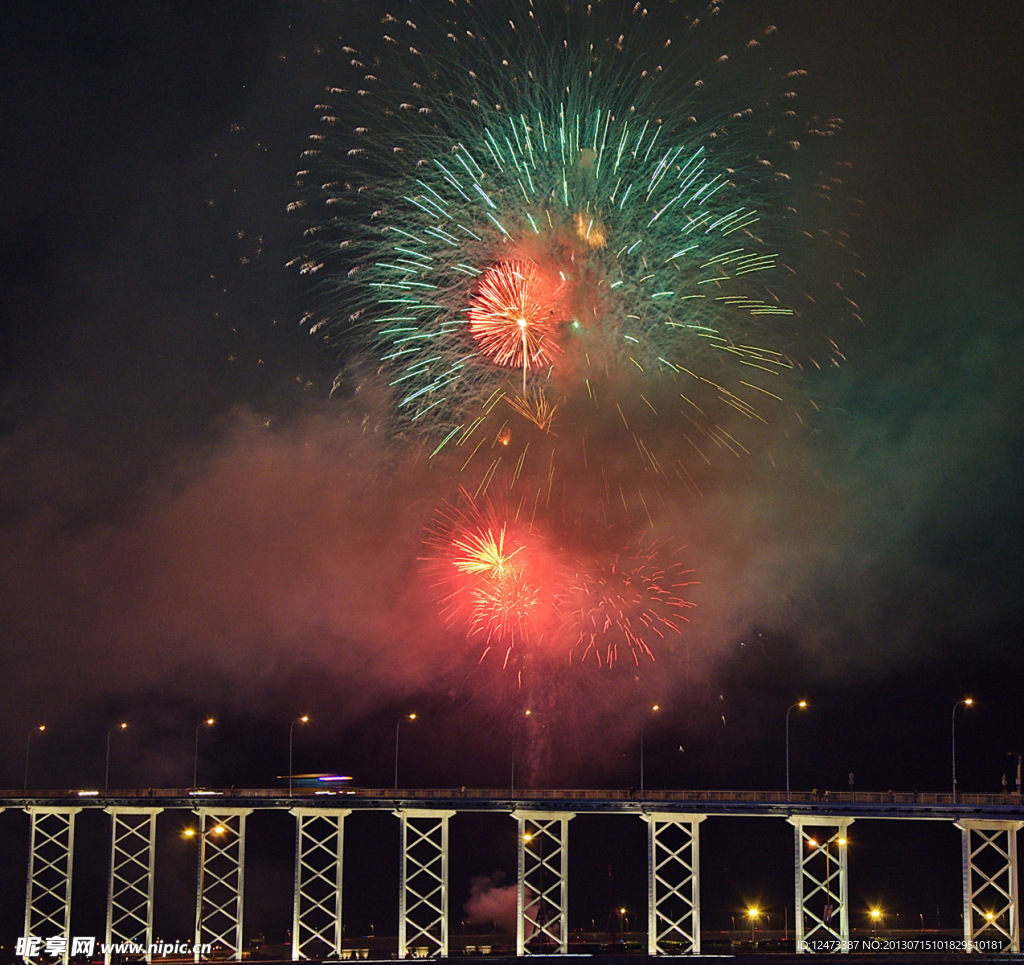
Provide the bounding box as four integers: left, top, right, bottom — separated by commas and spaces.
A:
193, 717, 215, 788
105, 722, 128, 791
747, 907, 760, 942
786, 701, 808, 799
24, 724, 46, 792
952, 698, 974, 803
394, 713, 417, 791
511, 708, 532, 796
640, 704, 659, 797
289, 715, 309, 796
870, 907, 882, 938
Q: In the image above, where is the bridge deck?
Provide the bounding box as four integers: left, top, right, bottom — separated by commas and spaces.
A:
2, 787, 1022, 820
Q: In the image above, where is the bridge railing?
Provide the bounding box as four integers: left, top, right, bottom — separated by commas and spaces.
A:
1, 786, 1022, 806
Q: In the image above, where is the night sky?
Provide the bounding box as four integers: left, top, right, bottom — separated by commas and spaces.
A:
1, 0, 1023, 948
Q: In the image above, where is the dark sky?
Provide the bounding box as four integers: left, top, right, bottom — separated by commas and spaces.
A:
1, 0, 1022, 947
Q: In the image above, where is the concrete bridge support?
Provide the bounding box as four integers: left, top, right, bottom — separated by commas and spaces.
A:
291, 808, 350, 960
396, 809, 455, 958
192, 808, 251, 962
957, 819, 1022, 952
513, 811, 574, 955
23, 807, 80, 965
644, 813, 704, 955
104, 807, 162, 964
789, 815, 854, 953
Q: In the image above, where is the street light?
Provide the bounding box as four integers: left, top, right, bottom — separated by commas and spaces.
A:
747, 906, 760, 942
394, 713, 417, 791
640, 703, 660, 797
511, 708, 532, 796
193, 717, 215, 788
289, 715, 309, 796
105, 722, 128, 791
24, 724, 46, 792
786, 701, 808, 799
952, 698, 974, 803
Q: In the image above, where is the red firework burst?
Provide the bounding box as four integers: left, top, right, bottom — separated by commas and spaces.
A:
468, 261, 563, 378
426, 491, 561, 667
564, 544, 698, 667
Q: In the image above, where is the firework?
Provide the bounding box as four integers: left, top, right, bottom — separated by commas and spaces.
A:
563, 542, 699, 668
297, 1, 855, 671
426, 490, 697, 670
295, 0, 853, 475
426, 490, 561, 668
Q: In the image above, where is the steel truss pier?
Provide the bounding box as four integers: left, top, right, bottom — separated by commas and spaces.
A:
292, 808, 350, 960
790, 816, 854, 953
396, 809, 455, 958
644, 813, 704, 955
957, 819, 1022, 952
193, 808, 250, 963
513, 810, 573, 956
105, 808, 161, 964
24, 807, 80, 965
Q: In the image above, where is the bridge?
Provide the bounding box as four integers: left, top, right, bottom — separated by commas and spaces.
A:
1, 788, 1021, 962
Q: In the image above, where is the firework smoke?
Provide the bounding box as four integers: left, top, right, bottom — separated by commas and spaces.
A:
294, 0, 855, 672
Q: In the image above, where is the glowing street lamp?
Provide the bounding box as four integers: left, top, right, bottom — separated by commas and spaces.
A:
289, 715, 309, 796
786, 701, 808, 799
747, 906, 760, 942
870, 907, 883, 936
193, 717, 215, 789
105, 722, 128, 791
394, 713, 417, 791
24, 724, 46, 792
952, 698, 974, 803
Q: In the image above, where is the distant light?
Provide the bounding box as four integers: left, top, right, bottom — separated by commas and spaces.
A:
523, 832, 533, 842
119, 722, 128, 730
652, 704, 660, 712
870, 908, 882, 920
77, 790, 99, 797
798, 700, 808, 709
965, 698, 974, 707
317, 775, 354, 783
299, 715, 310, 723
212, 825, 226, 835
837, 837, 848, 846
182, 828, 197, 838
37, 724, 47, 733
409, 713, 417, 721
747, 907, 760, 919
205, 717, 216, 726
